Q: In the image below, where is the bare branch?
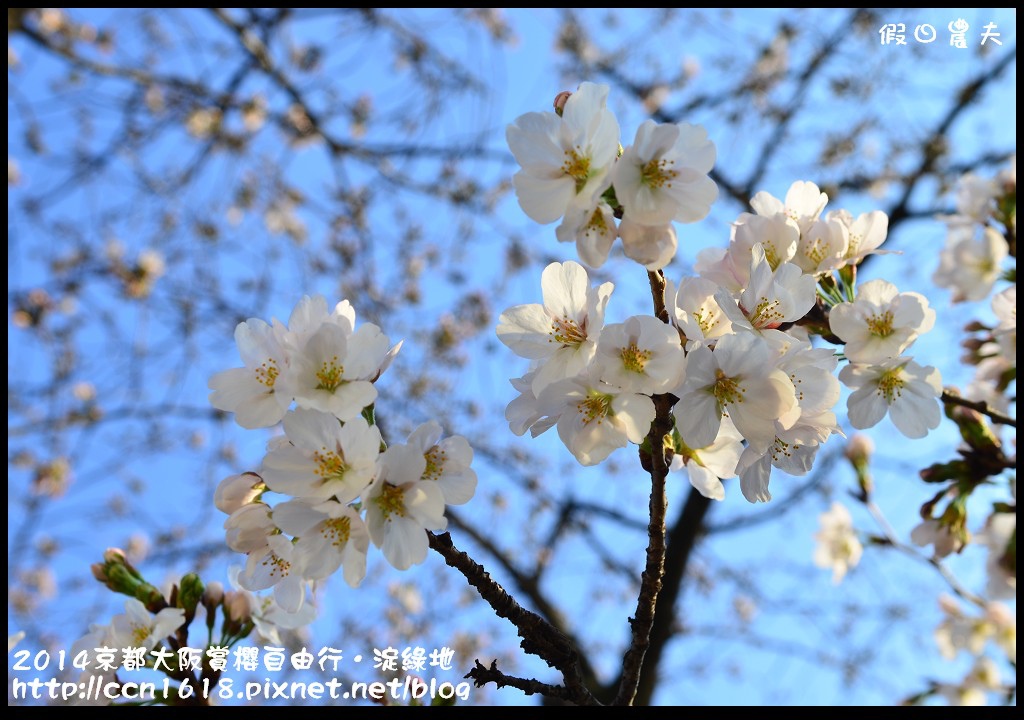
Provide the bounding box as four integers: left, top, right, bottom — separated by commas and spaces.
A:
428, 531, 599, 706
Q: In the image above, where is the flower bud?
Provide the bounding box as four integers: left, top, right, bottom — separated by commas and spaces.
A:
223, 590, 252, 625
134, 582, 167, 612
177, 573, 204, 616
214, 472, 265, 515
844, 434, 875, 498
202, 581, 224, 608
552, 90, 572, 116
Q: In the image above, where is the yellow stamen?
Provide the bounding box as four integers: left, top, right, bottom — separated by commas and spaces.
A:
375, 483, 406, 520
254, 358, 280, 388
575, 391, 612, 426
711, 369, 745, 405
866, 310, 895, 338
549, 315, 587, 347
620, 343, 652, 374
560, 146, 592, 193
423, 446, 447, 481
315, 355, 344, 392
321, 516, 351, 548
641, 157, 678, 188
876, 367, 905, 404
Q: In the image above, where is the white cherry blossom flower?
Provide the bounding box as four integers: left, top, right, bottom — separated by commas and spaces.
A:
791, 215, 849, 275
716, 244, 816, 333
273, 499, 369, 587
224, 502, 275, 553
736, 339, 842, 502
910, 519, 964, 559
737, 430, 822, 503
226, 566, 317, 644
365, 444, 447, 571
670, 276, 735, 350
595, 315, 685, 395
829, 278, 936, 363
106, 598, 185, 651
538, 373, 656, 467
673, 331, 797, 453
991, 286, 1015, 361
933, 225, 1008, 302
496, 260, 613, 394
208, 318, 292, 429
839, 357, 942, 438
239, 533, 308, 613
617, 216, 679, 270
405, 421, 477, 506
214, 472, 266, 515
288, 322, 390, 421
556, 199, 618, 268
670, 417, 743, 501
261, 409, 381, 503
281, 294, 355, 351
812, 502, 862, 584
614, 119, 718, 225
506, 82, 620, 225
955, 173, 999, 223
827, 209, 892, 267
976, 511, 1016, 600
731, 212, 800, 271
750, 180, 828, 236
505, 369, 558, 438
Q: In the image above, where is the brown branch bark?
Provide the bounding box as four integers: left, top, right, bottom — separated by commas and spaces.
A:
611, 391, 672, 705
445, 511, 602, 691
941, 391, 1017, 428
464, 659, 580, 703
427, 531, 599, 706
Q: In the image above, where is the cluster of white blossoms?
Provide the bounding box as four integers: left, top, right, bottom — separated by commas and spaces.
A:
507, 82, 717, 270
210, 296, 477, 614
930, 593, 1016, 706
503, 84, 949, 503
934, 159, 1015, 303
934, 161, 1016, 426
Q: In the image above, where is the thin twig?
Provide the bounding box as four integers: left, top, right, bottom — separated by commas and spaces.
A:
464, 659, 580, 703
941, 391, 1016, 428
862, 499, 987, 608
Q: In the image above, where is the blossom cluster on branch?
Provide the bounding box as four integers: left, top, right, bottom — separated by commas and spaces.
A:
500, 82, 947, 504
209, 295, 477, 614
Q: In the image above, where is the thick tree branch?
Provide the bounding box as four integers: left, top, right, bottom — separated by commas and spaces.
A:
612, 269, 674, 705
445, 511, 602, 691
428, 531, 599, 706
612, 395, 671, 705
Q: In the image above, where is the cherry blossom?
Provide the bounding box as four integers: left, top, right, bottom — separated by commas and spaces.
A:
933, 225, 1008, 303
272, 499, 370, 587
506, 81, 620, 226
673, 331, 797, 453
594, 315, 685, 395
840, 357, 942, 438
613, 119, 718, 226
812, 502, 863, 584
829, 278, 936, 363
208, 318, 293, 429
496, 260, 612, 394
261, 409, 380, 503
538, 372, 656, 467
364, 443, 448, 571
